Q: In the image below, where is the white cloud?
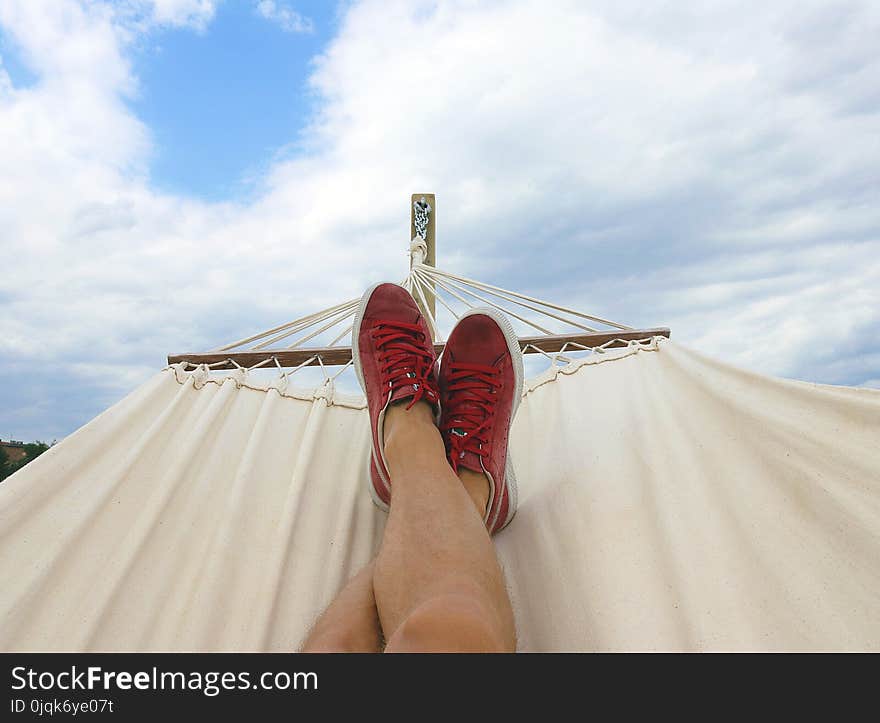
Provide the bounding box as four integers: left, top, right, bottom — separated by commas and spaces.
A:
0, 0, 879, 440
139, 0, 217, 30
255, 0, 313, 34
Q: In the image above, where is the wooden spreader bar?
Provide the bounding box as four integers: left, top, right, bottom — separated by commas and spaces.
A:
168, 328, 670, 370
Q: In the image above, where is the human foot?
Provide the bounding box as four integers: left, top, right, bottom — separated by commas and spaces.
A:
352, 282, 440, 510
438, 308, 523, 534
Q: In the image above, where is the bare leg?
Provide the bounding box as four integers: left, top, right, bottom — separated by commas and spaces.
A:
299, 441, 495, 652
300, 561, 383, 652
458, 467, 491, 519
374, 401, 516, 652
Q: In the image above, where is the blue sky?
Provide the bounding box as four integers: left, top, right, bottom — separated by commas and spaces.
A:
131, 1, 335, 200
0, 27, 34, 84
0, 0, 878, 443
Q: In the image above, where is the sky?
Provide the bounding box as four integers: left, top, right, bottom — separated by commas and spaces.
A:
0, 0, 878, 442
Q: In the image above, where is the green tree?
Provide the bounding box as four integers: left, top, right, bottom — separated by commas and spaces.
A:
0, 441, 51, 482
22, 441, 49, 462
0, 448, 11, 481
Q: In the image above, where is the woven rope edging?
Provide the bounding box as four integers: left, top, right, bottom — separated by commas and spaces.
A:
163, 336, 666, 409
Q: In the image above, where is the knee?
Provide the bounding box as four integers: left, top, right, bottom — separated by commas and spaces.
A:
385, 593, 511, 653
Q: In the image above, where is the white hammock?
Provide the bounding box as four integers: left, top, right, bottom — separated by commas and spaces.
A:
1, 336, 878, 651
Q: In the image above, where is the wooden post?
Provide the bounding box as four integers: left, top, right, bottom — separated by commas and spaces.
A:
410, 193, 436, 335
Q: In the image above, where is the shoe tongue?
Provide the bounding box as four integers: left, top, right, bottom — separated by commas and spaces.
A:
388, 383, 419, 405
387, 376, 439, 412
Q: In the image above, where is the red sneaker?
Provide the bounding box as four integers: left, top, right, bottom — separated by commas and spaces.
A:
352, 282, 440, 510
439, 308, 523, 534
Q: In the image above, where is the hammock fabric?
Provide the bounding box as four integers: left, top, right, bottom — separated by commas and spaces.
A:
1, 339, 878, 651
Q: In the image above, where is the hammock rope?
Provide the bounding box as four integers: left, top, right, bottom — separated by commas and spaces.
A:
209, 265, 633, 354
169, 256, 667, 376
